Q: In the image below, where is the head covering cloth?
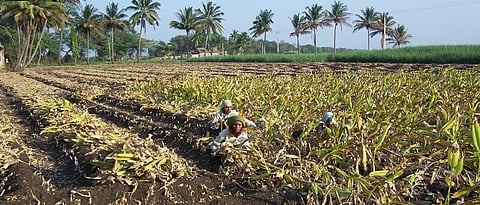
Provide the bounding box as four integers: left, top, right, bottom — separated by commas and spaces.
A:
220, 99, 233, 110
226, 115, 245, 127
321, 112, 334, 123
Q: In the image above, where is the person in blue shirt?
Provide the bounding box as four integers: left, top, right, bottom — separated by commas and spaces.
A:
314, 112, 336, 134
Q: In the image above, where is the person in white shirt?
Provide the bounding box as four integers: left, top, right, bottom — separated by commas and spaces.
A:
205, 99, 256, 137
209, 115, 250, 153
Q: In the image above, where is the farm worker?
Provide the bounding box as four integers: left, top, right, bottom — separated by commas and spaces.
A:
205, 99, 256, 137
313, 112, 339, 135
209, 115, 250, 153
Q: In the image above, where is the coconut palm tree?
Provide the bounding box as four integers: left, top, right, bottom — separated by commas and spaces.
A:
234, 32, 251, 54
53, 0, 80, 4
55, 0, 81, 65
195, 1, 224, 56
289, 13, 310, 54
191, 28, 205, 50
353, 6, 380, 50
228, 29, 240, 54
210, 33, 227, 55
249, 9, 274, 54
304, 4, 328, 54
102, 2, 128, 63
386, 24, 412, 48
325, 1, 351, 54
74, 4, 103, 64
169, 7, 199, 57
127, 0, 161, 62
370, 12, 396, 49
229, 29, 240, 42
0, 0, 68, 70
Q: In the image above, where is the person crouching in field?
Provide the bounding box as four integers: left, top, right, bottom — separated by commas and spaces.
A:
315, 112, 336, 133
209, 116, 250, 154
309, 111, 339, 142
205, 99, 256, 137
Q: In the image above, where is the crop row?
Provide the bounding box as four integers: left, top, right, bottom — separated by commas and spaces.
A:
3, 62, 479, 204
1, 65, 277, 203
18, 69, 213, 170
126, 65, 480, 204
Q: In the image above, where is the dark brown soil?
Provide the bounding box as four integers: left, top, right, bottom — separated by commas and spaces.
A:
0, 62, 478, 204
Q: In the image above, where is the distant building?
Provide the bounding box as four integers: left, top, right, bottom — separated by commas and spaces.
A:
0, 44, 4, 69
193, 47, 223, 58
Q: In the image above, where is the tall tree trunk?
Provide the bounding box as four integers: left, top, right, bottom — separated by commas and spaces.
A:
110, 27, 114, 63
204, 30, 208, 56
18, 22, 33, 69
16, 29, 28, 70
107, 37, 111, 63
13, 23, 24, 71
26, 20, 47, 68
16, 19, 46, 70
185, 30, 190, 58
36, 45, 42, 65
381, 33, 385, 49
333, 24, 337, 54
382, 15, 386, 49
296, 35, 300, 54
137, 26, 142, 63
367, 28, 370, 51
262, 32, 267, 54
58, 28, 64, 65
70, 28, 79, 65
86, 30, 90, 64
313, 28, 317, 54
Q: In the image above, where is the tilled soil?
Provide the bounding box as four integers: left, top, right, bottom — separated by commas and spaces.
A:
0, 62, 477, 204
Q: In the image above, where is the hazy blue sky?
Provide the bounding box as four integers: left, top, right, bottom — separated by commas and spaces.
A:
84, 0, 480, 50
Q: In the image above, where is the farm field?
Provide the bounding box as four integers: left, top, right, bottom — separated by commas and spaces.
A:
0, 62, 479, 204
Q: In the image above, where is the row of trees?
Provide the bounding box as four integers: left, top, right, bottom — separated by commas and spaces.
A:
286, 2, 413, 54
169, 1, 412, 56
0, 0, 163, 70
0, 0, 412, 70
171, 1, 413, 55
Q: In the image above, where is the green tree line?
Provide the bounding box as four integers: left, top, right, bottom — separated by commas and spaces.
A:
0, 0, 412, 70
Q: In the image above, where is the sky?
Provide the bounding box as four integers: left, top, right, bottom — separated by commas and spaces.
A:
83, 0, 480, 50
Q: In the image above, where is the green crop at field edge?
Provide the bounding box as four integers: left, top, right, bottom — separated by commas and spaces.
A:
186, 45, 480, 64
